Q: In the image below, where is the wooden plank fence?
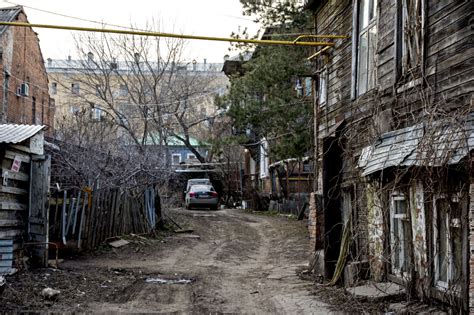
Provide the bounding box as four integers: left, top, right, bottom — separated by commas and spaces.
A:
49, 186, 158, 250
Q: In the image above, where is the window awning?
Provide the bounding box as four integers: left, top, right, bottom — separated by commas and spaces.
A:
358, 114, 474, 176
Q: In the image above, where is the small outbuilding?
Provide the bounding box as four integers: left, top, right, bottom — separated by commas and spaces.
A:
0, 124, 50, 274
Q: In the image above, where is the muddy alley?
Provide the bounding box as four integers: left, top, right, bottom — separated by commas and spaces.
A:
1, 208, 332, 313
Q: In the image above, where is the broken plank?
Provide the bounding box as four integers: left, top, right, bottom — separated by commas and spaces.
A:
0, 185, 28, 195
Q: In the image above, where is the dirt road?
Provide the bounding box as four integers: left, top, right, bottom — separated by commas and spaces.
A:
2, 208, 332, 313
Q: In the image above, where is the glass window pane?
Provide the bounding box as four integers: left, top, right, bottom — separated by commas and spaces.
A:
358, 31, 368, 95
402, 220, 410, 272
359, 0, 369, 31
305, 77, 312, 96
370, 0, 377, 22
368, 25, 377, 90
319, 71, 327, 104
452, 226, 462, 284
392, 216, 400, 269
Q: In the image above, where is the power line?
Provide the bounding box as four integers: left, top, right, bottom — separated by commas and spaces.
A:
2, 0, 150, 32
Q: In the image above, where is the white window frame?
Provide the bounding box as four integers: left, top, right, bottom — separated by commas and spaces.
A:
92, 107, 102, 121
389, 192, 409, 278
186, 153, 196, 160
432, 194, 461, 291
259, 138, 269, 179
171, 153, 182, 165
318, 68, 328, 106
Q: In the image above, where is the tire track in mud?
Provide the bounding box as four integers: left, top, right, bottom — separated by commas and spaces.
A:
56, 208, 332, 313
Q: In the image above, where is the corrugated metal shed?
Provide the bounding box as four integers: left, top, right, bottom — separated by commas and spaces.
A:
358, 113, 474, 176
0, 124, 45, 144
0, 6, 21, 35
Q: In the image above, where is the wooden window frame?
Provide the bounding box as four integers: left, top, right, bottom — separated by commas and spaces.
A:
432, 194, 462, 292
351, 0, 378, 98
390, 192, 410, 278
394, 0, 426, 83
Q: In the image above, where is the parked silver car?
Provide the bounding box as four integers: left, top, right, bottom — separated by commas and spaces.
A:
185, 185, 218, 210
186, 178, 211, 192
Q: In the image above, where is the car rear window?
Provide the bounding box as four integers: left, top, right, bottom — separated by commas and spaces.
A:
190, 185, 214, 192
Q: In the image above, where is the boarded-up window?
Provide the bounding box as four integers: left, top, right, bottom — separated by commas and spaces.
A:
433, 195, 462, 289
397, 0, 424, 76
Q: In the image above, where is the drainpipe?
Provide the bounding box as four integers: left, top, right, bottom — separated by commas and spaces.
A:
2, 70, 10, 123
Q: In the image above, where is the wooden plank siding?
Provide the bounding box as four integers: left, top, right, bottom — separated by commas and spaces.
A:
0, 145, 31, 254
309, 0, 472, 311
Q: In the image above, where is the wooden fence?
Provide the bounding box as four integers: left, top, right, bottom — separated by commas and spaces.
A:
49, 186, 158, 250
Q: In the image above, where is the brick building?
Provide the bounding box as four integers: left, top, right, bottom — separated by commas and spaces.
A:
0, 6, 54, 132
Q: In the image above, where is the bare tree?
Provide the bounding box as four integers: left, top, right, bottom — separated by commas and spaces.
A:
53, 25, 227, 163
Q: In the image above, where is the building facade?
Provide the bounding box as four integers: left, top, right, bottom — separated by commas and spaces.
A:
45, 56, 228, 163
305, 0, 472, 311
0, 6, 54, 132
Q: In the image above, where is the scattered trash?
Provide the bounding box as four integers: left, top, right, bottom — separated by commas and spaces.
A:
145, 277, 194, 285
41, 287, 60, 300
108, 239, 130, 248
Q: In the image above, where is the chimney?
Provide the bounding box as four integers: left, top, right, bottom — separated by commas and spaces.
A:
47, 58, 52, 67
67, 55, 72, 62
87, 52, 94, 62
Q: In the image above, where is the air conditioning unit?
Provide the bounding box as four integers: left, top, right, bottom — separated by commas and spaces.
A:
20, 83, 29, 96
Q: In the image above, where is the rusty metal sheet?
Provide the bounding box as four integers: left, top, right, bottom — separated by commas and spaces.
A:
359, 113, 474, 176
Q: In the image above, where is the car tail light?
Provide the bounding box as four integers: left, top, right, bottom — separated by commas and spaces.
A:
211, 192, 218, 197
189, 192, 196, 197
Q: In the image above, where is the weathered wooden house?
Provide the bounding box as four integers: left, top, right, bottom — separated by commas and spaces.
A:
304, 0, 472, 311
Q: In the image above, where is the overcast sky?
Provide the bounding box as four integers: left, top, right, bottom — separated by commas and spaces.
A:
0, 0, 260, 63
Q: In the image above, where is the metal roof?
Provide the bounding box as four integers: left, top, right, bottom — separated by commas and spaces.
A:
358, 113, 474, 176
0, 124, 45, 144
0, 6, 22, 35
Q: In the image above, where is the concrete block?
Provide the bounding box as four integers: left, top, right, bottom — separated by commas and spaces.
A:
346, 282, 405, 302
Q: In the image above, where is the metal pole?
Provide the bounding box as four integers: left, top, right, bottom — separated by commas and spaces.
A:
0, 22, 336, 47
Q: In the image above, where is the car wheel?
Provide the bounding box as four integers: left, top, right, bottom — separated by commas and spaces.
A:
210, 205, 218, 210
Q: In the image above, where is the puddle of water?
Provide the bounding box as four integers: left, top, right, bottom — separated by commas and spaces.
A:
145, 277, 194, 285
